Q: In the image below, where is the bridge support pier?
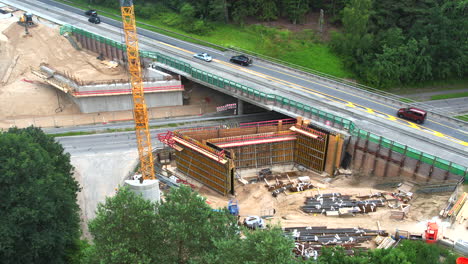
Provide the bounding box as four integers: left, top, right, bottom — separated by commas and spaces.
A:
237, 99, 244, 115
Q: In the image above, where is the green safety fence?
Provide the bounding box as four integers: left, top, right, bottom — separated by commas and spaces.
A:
60, 24, 468, 180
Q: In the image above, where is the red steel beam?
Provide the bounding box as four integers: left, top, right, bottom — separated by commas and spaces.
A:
216, 136, 296, 148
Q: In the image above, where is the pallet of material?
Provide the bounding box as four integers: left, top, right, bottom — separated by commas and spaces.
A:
455, 198, 468, 223
390, 211, 405, 220
448, 193, 467, 217
376, 237, 396, 249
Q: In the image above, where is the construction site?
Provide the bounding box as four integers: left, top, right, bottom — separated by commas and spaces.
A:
0, 8, 235, 128
1, 2, 467, 259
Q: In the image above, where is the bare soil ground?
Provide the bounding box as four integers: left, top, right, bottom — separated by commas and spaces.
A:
0, 13, 127, 119
0, 13, 232, 123
180, 166, 467, 242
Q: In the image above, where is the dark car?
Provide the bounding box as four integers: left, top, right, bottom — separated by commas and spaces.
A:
88, 16, 101, 24
85, 10, 97, 17
230, 55, 252, 66
397, 107, 427, 124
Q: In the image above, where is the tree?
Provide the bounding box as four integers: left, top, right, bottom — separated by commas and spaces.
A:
256, 0, 279, 21
330, 0, 374, 70
199, 226, 296, 264
231, 0, 257, 25
156, 186, 238, 263
0, 127, 81, 264
87, 187, 158, 264
283, 0, 309, 24
86, 186, 238, 264
208, 0, 229, 22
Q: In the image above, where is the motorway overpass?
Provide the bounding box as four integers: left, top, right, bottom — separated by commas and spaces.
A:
4, 0, 467, 179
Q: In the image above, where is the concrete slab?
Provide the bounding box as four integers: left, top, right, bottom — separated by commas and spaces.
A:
71, 150, 138, 237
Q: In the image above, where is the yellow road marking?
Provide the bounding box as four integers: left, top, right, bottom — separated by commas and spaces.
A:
216, 60, 467, 145
157, 41, 192, 54
155, 51, 466, 146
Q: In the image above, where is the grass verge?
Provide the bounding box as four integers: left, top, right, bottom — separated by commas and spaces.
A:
50, 122, 186, 137
56, 0, 352, 79
431, 92, 468, 100
399, 98, 416, 103
49, 131, 96, 137
388, 78, 468, 95
454, 115, 468, 122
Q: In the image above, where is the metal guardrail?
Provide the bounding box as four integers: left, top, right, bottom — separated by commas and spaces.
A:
60, 24, 468, 180
63, 1, 466, 126
227, 46, 465, 124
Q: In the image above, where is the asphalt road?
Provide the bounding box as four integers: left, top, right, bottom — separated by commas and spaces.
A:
22, 0, 467, 145
7, 0, 468, 154
413, 98, 468, 115
55, 112, 284, 155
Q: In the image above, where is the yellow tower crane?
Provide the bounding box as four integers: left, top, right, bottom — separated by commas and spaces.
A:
119, 0, 155, 180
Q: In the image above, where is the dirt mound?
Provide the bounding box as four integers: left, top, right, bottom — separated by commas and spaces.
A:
0, 19, 128, 119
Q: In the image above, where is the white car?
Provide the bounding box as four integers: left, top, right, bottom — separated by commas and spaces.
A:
193, 52, 212, 62
243, 216, 265, 229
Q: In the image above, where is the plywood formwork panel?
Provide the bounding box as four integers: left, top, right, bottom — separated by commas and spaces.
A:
207, 131, 295, 169
226, 141, 294, 169
176, 147, 233, 195
324, 134, 344, 176
293, 125, 328, 173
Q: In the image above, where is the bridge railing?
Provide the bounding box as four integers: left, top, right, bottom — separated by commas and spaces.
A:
351, 128, 467, 178
59, 24, 468, 180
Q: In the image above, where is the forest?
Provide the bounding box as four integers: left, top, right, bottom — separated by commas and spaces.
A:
84, 0, 467, 88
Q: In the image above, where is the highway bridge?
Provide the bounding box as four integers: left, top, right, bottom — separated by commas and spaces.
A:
5, 0, 467, 179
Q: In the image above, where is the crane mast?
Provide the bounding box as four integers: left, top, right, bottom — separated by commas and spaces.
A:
120, 0, 155, 180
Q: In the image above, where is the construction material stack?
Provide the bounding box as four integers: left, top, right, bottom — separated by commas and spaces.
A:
301, 193, 385, 216
441, 192, 468, 224
285, 226, 386, 259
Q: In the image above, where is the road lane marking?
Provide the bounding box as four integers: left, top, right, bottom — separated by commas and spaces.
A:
151, 51, 466, 146
214, 60, 468, 146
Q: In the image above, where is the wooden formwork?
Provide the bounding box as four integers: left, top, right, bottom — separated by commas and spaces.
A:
293, 124, 329, 173
229, 141, 295, 168
164, 118, 346, 195
175, 141, 234, 195
208, 131, 296, 168
177, 119, 295, 141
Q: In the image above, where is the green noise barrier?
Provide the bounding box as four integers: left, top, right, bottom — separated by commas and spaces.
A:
60, 24, 468, 180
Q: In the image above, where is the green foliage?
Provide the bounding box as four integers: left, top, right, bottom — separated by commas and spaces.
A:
455, 115, 468, 122
257, 0, 279, 21
86, 186, 239, 264
431, 92, 468, 100
282, 0, 309, 24
63, 0, 352, 78
50, 131, 96, 137
87, 187, 157, 264
199, 226, 296, 264
317, 240, 459, 264
0, 126, 81, 264
395, 240, 458, 264
157, 186, 239, 263
65, 239, 92, 264
331, 0, 468, 87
